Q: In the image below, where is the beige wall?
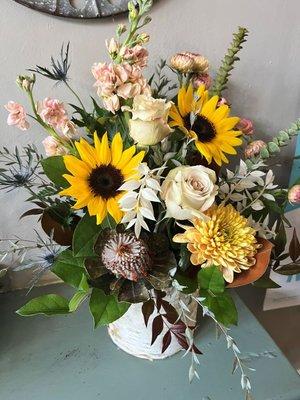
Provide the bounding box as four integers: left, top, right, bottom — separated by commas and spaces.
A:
0, 0, 299, 286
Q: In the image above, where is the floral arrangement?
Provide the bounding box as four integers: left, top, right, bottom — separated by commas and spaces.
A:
1, 0, 300, 398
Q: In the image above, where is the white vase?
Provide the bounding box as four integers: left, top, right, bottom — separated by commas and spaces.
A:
108, 294, 198, 360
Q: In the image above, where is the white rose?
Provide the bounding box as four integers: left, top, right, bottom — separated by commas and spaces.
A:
161, 165, 218, 220
124, 94, 173, 145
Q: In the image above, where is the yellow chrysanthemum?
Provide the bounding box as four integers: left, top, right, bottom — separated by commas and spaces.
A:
169, 84, 243, 166
173, 204, 260, 283
60, 132, 145, 224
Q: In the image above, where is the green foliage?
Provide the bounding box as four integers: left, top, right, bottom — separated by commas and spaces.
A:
247, 119, 300, 165
41, 156, 68, 188
198, 266, 237, 326
68, 275, 90, 312
203, 292, 238, 327
16, 294, 69, 316
51, 249, 86, 288
72, 213, 116, 258
89, 288, 130, 328
210, 26, 249, 97
174, 272, 198, 294
198, 265, 225, 295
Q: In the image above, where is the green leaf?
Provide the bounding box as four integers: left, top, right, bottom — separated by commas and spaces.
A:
69, 291, 89, 312
198, 265, 225, 295
73, 214, 116, 258
78, 274, 89, 292
41, 156, 68, 188
174, 272, 198, 294
16, 294, 69, 316
51, 249, 86, 288
274, 219, 287, 257
89, 288, 130, 328
203, 292, 238, 326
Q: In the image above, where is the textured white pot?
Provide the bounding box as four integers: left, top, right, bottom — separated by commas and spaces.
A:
108, 295, 198, 360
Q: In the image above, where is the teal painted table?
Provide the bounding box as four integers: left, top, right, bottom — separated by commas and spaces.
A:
1, 285, 300, 400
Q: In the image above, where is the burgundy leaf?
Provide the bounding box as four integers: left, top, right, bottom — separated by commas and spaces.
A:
162, 330, 172, 353
20, 208, 44, 219
175, 333, 189, 350
161, 300, 179, 324
170, 321, 186, 334
289, 229, 300, 263
192, 344, 203, 355
32, 201, 47, 209
142, 299, 155, 327
151, 315, 164, 345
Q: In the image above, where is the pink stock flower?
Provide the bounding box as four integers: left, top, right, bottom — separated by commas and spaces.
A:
121, 45, 149, 68
244, 140, 266, 158
92, 61, 150, 113
42, 136, 68, 157
38, 98, 68, 129
4, 101, 30, 131
103, 95, 120, 114
192, 74, 212, 90
236, 118, 254, 135
288, 185, 300, 205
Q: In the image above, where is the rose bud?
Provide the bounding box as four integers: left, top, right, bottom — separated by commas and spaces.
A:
236, 118, 254, 135
288, 185, 300, 205
244, 140, 266, 158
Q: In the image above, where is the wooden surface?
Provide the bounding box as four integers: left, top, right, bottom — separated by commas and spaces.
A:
1, 284, 300, 400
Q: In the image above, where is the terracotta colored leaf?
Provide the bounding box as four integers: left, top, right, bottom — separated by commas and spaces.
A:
228, 238, 273, 288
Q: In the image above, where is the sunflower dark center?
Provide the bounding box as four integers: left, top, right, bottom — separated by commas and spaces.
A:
88, 165, 124, 199
192, 115, 216, 143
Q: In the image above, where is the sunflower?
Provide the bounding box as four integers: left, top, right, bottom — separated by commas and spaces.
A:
60, 132, 145, 224
169, 84, 243, 166
173, 204, 260, 283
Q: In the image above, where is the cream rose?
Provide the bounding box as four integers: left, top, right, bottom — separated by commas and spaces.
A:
161, 165, 218, 220
124, 94, 173, 145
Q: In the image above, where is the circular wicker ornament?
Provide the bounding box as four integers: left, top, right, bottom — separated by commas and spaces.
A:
13, 0, 130, 19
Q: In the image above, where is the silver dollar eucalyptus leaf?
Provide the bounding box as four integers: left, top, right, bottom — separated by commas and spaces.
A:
13, 0, 131, 19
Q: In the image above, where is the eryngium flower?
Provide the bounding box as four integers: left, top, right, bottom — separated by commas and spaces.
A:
173, 204, 260, 283
100, 231, 151, 281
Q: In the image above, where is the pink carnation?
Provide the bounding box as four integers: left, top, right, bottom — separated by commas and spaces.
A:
236, 118, 254, 135
244, 140, 266, 158
42, 136, 68, 157
4, 101, 30, 131
38, 98, 68, 129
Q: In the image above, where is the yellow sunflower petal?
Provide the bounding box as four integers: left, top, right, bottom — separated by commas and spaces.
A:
107, 197, 123, 223
116, 145, 136, 170
211, 105, 230, 124
122, 150, 145, 177
75, 139, 97, 168
195, 142, 212, 163
99, 132, 111, 165
111, 132, 123, 166
201, 96, 219, 118
218, 117, 240, 131
178, 86, 188, 117
63, 155, 91, 178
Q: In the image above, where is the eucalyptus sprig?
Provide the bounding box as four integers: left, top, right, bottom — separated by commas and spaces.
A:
247, 118, 300, 165
210, 26, 249, 97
